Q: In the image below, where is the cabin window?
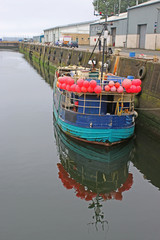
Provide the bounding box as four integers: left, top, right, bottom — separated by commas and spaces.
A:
106, 95, 116, 114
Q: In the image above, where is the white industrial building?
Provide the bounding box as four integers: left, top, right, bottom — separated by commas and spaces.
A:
44, 20, 96, 45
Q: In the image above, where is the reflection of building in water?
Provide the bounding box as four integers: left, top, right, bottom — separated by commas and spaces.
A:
54, 121, 134, 230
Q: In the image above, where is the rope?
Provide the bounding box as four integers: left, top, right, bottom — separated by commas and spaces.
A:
115, 98, 123, 115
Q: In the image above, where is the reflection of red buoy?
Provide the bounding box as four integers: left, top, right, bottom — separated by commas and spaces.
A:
57, 163, 133, 202
118, 173, 133, 193
114, 192, 123, 200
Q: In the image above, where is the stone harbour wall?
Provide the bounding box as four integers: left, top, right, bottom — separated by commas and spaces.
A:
19, 43, 160, 135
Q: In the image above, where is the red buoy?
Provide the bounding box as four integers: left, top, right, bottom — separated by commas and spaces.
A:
77, 79, 84, 87
89, 80, 97, 88
83, 80, 90, 88
105, 85, 110, 92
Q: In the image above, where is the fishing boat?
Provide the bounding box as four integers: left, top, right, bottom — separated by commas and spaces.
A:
53, 65, 141, 146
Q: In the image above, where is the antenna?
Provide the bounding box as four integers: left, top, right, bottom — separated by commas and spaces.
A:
87, 195, 109, 232
119, 0, 121, 14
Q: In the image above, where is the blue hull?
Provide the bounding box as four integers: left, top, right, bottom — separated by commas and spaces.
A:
53, 107, 135, 144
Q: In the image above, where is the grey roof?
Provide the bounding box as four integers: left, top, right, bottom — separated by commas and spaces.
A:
90, 12, 127, 26
128, 0, 160, 10
107, 12, 127, 21
44, 20, 97, 32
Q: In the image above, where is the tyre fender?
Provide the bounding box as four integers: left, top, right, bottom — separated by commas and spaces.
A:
138, 66, 146, 79
68, 53, 72, 59
106, 59, 111, 71
78, 52, 83, 62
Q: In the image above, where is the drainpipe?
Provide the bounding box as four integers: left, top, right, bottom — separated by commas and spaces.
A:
155, 7, 160, 50
58, 27, 60, 42
125, 8, 129, 49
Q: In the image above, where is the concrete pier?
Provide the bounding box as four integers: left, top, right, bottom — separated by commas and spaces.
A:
0, 41, 19, 49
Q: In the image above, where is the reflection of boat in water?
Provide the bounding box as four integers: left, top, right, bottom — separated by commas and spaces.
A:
54, 120, 134, 199
54, 121, 134, 229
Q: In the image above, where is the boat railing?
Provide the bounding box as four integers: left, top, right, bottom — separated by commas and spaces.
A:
59, 89, 135, 116
56, 69, 135, 116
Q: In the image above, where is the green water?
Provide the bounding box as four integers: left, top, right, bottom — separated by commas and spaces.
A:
0, 50, 160, 240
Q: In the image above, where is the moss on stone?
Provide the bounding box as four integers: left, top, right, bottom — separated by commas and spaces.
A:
140, 92, 160, 107
137, 112, 160, 136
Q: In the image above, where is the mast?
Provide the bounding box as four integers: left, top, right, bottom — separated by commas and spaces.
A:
101, 1, 108, 82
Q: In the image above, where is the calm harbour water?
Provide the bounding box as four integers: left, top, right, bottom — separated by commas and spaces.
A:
0, 50, 160, 240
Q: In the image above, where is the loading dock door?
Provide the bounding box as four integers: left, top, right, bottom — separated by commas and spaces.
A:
111, 28, 116, 46
138, 24, 147, 49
